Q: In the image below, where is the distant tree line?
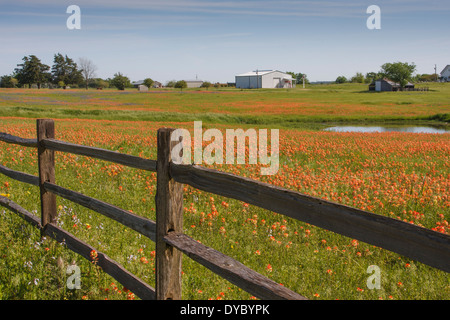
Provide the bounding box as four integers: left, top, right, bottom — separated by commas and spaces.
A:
334, 62, 435, 87
0, 53, 149, 91
3, 56, 436, 91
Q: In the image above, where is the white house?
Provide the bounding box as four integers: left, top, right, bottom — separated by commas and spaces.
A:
235, 70, 295, 89
440, 65, 450, 82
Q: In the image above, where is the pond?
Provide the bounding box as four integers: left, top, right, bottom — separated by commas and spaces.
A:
323, 126, 449, 134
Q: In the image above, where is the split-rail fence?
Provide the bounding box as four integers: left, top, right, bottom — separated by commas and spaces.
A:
0, 119, 448, 300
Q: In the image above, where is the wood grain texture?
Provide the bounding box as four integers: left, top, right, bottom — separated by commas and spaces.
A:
164, 231, 307, 300
37, 119, 57, 228
0, 164, 39, 186
42, 138, 157, 172
155, 128, 184, 300
170, 163, 450, 273
0, 132, 38, 148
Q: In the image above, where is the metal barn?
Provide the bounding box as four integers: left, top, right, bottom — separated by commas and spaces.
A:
440, 65, 450, 82
235, 70, 295, 89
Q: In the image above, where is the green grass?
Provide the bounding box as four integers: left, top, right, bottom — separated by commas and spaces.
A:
0, 83, 449, 128
0, 84, 448, 300
0, 116, 448, 300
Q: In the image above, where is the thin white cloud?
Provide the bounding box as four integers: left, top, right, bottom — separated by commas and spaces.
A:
0, 1, 367, 19
4, 0, 449, 17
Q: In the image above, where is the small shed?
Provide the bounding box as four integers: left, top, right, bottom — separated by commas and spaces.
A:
138, 85, 148, 92
369, 78, 415, 92
235, 70, 295, 89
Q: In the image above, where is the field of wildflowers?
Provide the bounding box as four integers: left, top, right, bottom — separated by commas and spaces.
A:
0, 115, 448, 300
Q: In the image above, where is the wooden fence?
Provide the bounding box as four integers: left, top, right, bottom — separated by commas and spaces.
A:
0, 119, 449, 300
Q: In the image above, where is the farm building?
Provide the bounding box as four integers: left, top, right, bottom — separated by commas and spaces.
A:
138, 85, 148, 92
131, 80, 144, 88
185, 80, 204, 88
132, 80, 163, 88
368, 78, 415, 92
235, 70, 295, 89
439, 65, 450, 82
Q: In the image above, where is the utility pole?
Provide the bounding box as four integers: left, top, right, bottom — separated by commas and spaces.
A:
435, 65, 437, 82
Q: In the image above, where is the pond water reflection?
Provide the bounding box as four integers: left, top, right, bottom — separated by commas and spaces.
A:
323, 126, 449, 134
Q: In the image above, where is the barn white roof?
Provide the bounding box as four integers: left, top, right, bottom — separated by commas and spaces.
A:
236, 70, 292, 78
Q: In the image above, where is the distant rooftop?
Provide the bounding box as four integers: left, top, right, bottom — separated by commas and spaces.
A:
236, 70, 277, 76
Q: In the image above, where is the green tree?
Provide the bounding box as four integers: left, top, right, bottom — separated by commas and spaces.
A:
14, 55, 50, 89
416, 74, 435, 82
174, 80, 187, 91
110, 72, 131, 90
51, 53, 83, 89
286, 72, 309, 84
351, 72, 365, 83
95, 79, 109, 89
365, 72, 379, 83
297, 73, 309, 85
380, 62, 416, 87
143, 78, 154, 88
0, 75, 17, 88
165, 80, 176, 87
200, 81, 212, 89
335, 76, 347, 84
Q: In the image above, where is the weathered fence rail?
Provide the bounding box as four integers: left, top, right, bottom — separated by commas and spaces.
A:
0, 119, 449, 301
170, 163, 450, 273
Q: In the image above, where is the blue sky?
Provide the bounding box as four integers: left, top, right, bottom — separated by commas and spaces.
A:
0, 0, 449, 83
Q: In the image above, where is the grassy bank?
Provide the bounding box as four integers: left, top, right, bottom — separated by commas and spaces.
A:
0, 83, 449, 128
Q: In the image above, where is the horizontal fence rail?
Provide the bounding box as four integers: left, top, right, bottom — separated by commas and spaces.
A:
0, 132, 38, 148
0, 163, 302, 299
43, 181, 157, 242
0, 163, 39, 186
0, 194, 156, 300
0, 162, 158, 242
0, 124, 303, 299
1, 119, 449, 301
170, 163, 450, 273
0, 132, 157, 171
42, 138, 157, 172
0, 194, 42, 229
164, 231, 307, 300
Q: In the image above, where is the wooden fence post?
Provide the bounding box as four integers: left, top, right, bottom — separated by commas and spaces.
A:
37, 119, 57, 234
155, 128, 184, 300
